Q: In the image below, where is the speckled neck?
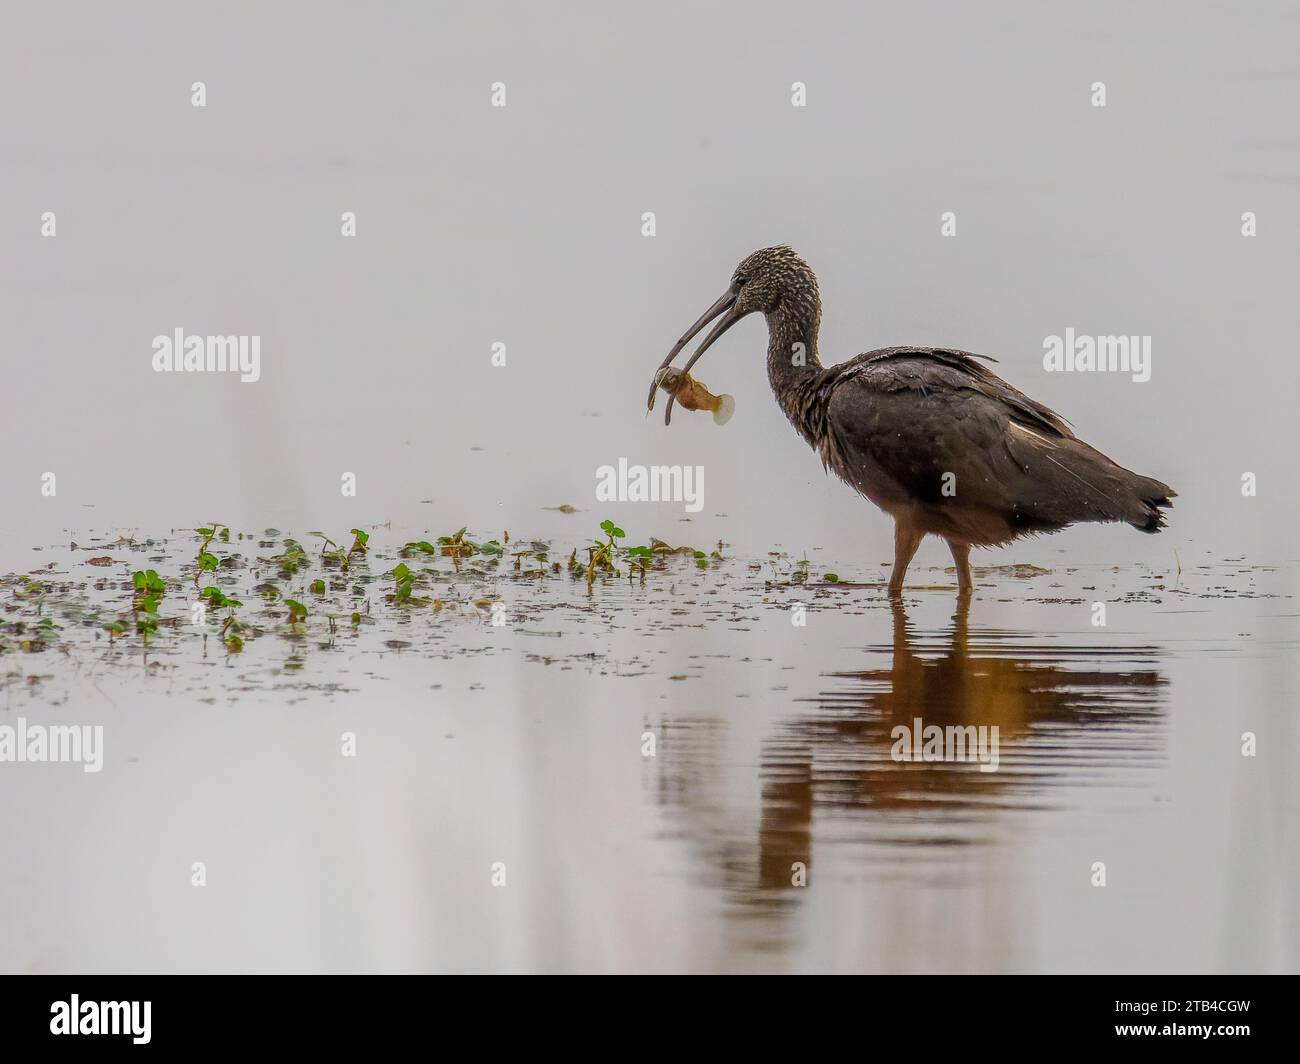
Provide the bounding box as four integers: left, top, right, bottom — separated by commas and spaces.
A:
766, 293, 823, 428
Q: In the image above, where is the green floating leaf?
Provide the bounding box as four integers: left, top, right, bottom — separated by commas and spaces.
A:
199, 586, 241, 610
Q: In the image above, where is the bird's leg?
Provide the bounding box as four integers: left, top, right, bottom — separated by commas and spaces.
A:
947, 539, 973, 596
888, 521, 924, 596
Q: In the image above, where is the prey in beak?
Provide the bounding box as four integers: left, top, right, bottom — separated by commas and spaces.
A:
648, 280, 745, 425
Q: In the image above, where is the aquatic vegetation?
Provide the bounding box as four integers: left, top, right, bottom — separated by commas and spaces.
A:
194, 524, 228, 582
583, 521, 671, 586
391, 563, 415, 605
131, 569, 167, 641
200, 588, 245, 651
581, 520, 624, 588
134, 609, 158, 642
198, 585, 240, 611
387, 562, 434, 607
625, 544, 652, 578
2, 616, 57, 653
14, 579, 45, 601
190, 525, 247, 648
131, 569, 164, 601
311, 532, 347, 568
436, 527, 473, 558
431, 527, 505, 560
273, 539, 312, 578
401, 539, 439, 558
312, 529, 369, 570
570, 521, 717, 588
512, 540, 553, 574
6, 516, 741, 675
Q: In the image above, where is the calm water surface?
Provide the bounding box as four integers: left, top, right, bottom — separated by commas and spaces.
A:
0, 533, 1295, 973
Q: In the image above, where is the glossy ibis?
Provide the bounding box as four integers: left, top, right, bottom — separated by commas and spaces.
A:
649, 246, 1175, 596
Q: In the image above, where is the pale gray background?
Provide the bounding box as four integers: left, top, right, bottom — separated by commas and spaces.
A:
2, 0, 1299, 977
3, 0, 1298, 573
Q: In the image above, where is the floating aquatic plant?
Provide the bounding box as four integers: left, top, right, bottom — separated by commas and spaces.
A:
391, 563, 417, 605
199, 586, 245, 650
401, 539, 438, 558
193, 524, 227, 583
311, 532, 347, 569
16, 517, 735, 674
131, 569, 167, 641
436, 527, 473, 558
274, 539, 311, 579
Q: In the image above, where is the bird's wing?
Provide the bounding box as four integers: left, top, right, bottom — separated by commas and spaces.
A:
822, 351, 1026, 512
822, 348, 1168, 533
842, 347, 1074, 438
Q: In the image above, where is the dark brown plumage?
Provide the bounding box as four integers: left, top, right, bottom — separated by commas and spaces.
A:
650, 246, 1175, 596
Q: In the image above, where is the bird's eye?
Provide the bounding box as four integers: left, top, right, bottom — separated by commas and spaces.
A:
733, 276, 747, 287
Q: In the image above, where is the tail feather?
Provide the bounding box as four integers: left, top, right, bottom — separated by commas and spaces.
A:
1005, 427, 1175, 533
1132, 477, 1176, 533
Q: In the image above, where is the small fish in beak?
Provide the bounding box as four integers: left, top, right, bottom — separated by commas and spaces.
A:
651, 367, 735, 426
648, 279, 745, 424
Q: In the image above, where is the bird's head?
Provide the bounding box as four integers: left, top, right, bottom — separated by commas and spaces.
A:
649, 245, 817, 420
730, 245, 817, 316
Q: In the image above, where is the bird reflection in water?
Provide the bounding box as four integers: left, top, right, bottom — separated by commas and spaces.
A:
654, 600, 1168, 900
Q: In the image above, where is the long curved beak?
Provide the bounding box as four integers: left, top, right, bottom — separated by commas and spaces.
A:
648, 283, 743, 424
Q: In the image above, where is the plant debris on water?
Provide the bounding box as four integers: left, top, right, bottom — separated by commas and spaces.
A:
0, 519, 730, 671
0, 519, 1259, 699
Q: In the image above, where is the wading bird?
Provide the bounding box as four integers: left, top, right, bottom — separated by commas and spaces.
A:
649, 246, 1175, 597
